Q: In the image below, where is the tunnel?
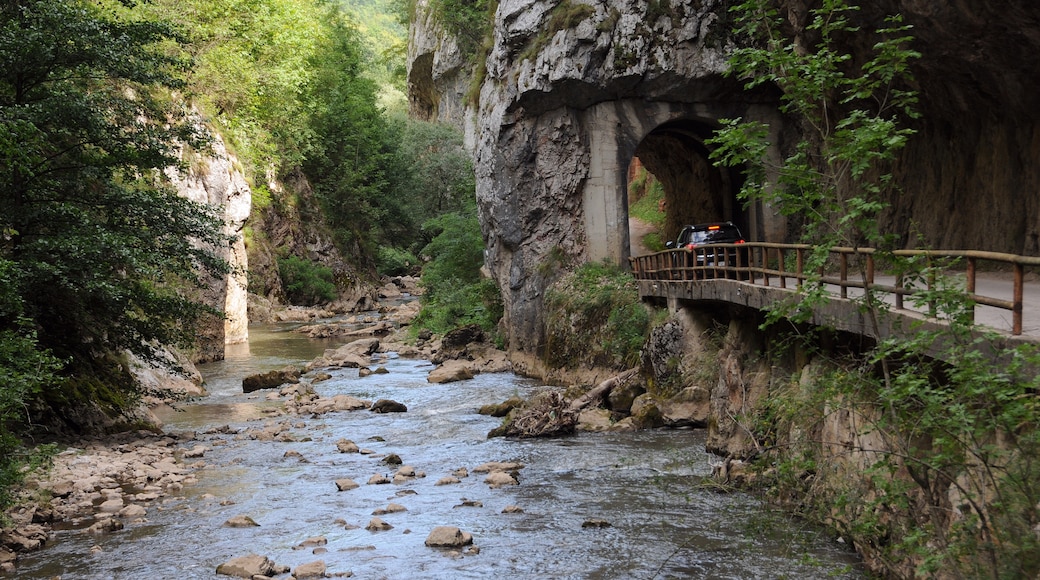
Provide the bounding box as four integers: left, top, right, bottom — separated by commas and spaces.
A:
627, 119, 746, 252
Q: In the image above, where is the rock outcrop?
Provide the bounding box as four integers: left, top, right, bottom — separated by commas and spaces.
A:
411, 0, 1040, 354
167, 126, 251, 362
408, 0, 475, 141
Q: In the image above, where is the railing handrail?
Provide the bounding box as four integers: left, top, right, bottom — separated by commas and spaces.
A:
630, 242, 1037, 336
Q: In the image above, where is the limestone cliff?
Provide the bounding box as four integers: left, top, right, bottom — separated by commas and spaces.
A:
409, 0, 1040, 353
167, 128, 251, 363
245, 169, 376, 321
408, 0, 477, 145
472, 0, 777, 352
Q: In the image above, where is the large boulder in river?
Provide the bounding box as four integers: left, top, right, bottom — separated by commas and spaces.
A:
428, 345, 512, 383
371, 399, 407, 413
293, 560, 327, 579
425, 526, 473, 548
658, 385, 711, 427
427, 360, 474, 384
308, 338, 380, 370
216, 553, 283, 578
242, 366, 301, 393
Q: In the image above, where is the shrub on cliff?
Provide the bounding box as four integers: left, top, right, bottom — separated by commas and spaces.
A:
277, 255, 338, 306
709, 0, 1040, 576
544, 262, 650, 370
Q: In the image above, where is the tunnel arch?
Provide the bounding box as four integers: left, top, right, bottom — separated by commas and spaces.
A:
630, 119, 746, 248
579, 99, 775, 267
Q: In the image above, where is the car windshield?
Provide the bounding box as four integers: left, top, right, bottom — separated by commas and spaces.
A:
680, 225, 741, 245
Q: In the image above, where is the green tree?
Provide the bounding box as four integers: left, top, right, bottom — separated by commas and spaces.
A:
709, 0, 919, 325
302, 13, 400, 256
0, 0, 229, 390
413, 206, 501, 335
378, 118, 477, 258
0, 259, 61, 508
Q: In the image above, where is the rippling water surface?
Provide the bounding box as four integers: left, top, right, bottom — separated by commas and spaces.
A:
15, 323, 864, 579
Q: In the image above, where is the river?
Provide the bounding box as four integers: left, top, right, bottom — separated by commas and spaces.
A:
14, 322, 864, 579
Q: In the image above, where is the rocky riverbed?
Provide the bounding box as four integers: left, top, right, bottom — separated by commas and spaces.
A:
2, 295, 864, 579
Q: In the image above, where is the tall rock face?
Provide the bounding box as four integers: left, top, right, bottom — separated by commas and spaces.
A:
473, 0, 767, 352
168, 130, 251, 363
408, 0, 475, 141
245, 169, 374, 318
413, 0, 1040, 353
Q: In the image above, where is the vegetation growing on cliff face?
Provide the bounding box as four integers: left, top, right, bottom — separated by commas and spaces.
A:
544, 262, 650, 370
709, 0, 1040, 576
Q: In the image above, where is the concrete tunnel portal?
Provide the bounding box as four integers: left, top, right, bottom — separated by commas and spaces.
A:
631, 119, 744, 249
580, 100, 752, 266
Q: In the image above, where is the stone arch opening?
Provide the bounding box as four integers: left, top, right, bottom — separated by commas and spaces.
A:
627, 119, 745, 251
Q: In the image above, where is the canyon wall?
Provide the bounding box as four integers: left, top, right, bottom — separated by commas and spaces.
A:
168, 129, 251, 362
411, 0, 1040, 352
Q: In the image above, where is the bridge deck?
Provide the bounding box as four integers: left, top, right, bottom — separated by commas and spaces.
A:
631, 244, 1040, 344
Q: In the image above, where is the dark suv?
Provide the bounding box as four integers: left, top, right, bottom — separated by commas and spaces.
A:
666, 222, 747, 269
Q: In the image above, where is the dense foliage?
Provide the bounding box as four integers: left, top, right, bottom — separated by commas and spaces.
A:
0, 0, 232, 502
277, 255, 338, 305
412, 207, 502, 336
0, 0, 231, 381
710, 0, 1040, 575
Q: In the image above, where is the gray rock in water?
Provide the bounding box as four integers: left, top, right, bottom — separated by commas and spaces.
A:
224, 515, 260, 528
582, 518, 611, 528
215, 553, 281, 578
371, 399, 408, 413
335, 478, 359, 491
335, 439, 359, 453
242, 366, 301, 393
293, 560, 327, 579
366, 517, 393, 531
484, 472, 519, 488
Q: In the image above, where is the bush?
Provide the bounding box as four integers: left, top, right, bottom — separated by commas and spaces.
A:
376, 246, 419, 277
544, 261, 650, 369
0, 260, 63, 509
413, 208, 502, 336
277, 255, 338, 305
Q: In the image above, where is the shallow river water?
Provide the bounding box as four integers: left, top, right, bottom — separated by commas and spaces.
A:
17, 323, 864, 579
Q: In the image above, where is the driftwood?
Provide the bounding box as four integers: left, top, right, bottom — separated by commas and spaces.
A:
502, 392, 575, 438
496, 368, 640, 439
567, 368, 639, 413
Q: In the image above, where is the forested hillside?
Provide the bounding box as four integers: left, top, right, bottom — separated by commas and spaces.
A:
0, 0, 489, 505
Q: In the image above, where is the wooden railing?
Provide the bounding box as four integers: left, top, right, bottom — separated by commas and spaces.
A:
630, 243, 1040, 336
